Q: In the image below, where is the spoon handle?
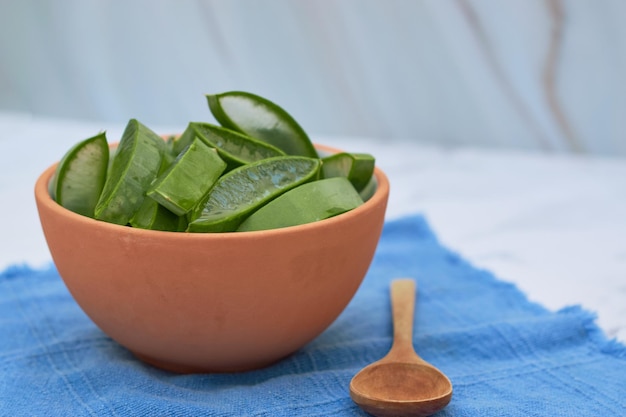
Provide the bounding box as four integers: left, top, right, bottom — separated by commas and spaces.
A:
388, 279, 418, 360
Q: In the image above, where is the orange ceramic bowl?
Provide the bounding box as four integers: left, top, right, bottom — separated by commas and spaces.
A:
35, 144, 389, 373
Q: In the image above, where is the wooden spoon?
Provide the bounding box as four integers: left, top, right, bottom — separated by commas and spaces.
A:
349, 279, 453, 417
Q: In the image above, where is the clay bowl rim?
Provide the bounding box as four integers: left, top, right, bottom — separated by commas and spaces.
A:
35, 143, 390, 240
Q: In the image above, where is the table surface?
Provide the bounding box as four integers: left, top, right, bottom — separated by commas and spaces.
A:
2, 112, 625, 343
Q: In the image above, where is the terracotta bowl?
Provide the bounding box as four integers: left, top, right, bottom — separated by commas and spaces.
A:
35, 144, 389, 373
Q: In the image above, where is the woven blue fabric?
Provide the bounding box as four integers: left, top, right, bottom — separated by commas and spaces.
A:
1, 215, 625, 416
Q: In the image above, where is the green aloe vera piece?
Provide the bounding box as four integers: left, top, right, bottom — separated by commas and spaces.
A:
357, 176, 377, 201
94, 119, 167, 225
321, 152, 375, 192
174, 122, 285, 170
206, 91, 318, 158
147, 138, 227, 216
187, 156, 321, 233
237, 177, 363, 232
129, 197, 182, 231
52, 132, 109, 217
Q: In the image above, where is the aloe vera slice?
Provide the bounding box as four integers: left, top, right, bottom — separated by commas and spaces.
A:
321, 152, 375, 192
206, 91, 318, 158
94, 119, 167, 225
237, 177, 363, 232
52, 132, 109, 217
129, 197, 182, 231
174, 122, 285, 170
187, 156, 321, 233
357, 176, 377, 201
147, 138, 227, 216
129, 141, 185, 231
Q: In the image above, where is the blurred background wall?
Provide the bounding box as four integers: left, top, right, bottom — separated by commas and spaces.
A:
1, 0, 625, 156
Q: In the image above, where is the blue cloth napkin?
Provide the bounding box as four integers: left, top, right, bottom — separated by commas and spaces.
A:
1, 215, 625, 416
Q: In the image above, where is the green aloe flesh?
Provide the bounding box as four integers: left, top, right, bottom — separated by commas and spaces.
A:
129, 196, 183, 231
237, 177, 363, 232
147, 138, 227, 216
206, 91, 318, 158
357, 176, 377, 202
52, 132, 109, 217
94, 119, 167, 225
187, 156, 321, 233
321, 152, 375, 192
174, 122, 285, 170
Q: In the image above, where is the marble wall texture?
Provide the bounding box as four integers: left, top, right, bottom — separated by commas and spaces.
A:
1, 0, 625, 155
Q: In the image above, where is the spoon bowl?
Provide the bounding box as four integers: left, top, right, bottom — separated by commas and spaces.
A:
349, 279, 452, 417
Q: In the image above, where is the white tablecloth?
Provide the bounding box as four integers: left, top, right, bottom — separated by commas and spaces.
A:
2, 112, 625, 342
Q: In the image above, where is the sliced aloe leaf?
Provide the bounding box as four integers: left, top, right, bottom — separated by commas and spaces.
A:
53, 132, 109, 217
358, 176, 377, 202
237, 177, 363, 232
147, 138, 227, 216
187, 156, 321, 232
321, 152, 375, 192
94, 119, 167, 225
129, 196, 182, 231
175, 122, 285, 170
206, 91, 318, 158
